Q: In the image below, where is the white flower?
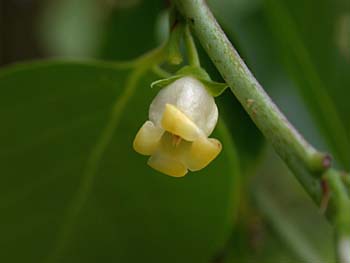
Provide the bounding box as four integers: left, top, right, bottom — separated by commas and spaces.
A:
133, 76, 222, 177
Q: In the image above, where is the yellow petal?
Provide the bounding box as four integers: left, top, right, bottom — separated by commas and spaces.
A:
161, 104, 201, 141
133, 121, 163, 156
148, 152, 188, 177
185, 136, 222, 171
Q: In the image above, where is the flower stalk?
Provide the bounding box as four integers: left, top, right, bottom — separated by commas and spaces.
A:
184, 25, 200, 67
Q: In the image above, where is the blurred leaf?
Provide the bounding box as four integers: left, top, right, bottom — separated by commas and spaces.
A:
216, 91, 264, 176
39, 0, 106, 57
0, 61, 240, 263
99, 0, 165, 60
223, 221, 302, 263
223, 147, 334, 263
39, 0, 164, 60
263, 0, 350, 169
208, 0, 261, 22
253, 148, 334, 262
254, 190, 323, 263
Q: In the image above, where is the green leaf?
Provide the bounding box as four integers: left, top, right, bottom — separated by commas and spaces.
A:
39, 0, 165, 60
100, 0, 165, 60
0, 61, 240, 263
39, 0, 105, 57
263, 0, 350, 169
252, 150, 334, 262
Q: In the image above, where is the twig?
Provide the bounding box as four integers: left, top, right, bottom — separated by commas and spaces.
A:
173, 0, 350, 261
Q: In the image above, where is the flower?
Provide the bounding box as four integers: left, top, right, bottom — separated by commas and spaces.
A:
133, 76, 222, 177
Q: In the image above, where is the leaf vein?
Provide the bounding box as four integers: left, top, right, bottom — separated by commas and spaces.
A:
44, 68, 145, 263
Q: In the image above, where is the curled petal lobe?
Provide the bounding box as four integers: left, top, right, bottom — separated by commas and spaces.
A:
185, 137, 222, 171
148, 152, 188, 177
133, 121, 163, 155
161, 104, 201, 142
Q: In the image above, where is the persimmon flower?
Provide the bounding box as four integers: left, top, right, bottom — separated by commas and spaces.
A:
133, 76, 222, 177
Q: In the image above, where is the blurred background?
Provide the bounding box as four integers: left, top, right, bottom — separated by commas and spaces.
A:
1, 0, 350, 262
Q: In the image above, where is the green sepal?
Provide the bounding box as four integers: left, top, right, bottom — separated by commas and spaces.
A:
150, 75, 183, 89
200, 79, 229, 97
175, 66, 210, 80
150, 65, 229, 97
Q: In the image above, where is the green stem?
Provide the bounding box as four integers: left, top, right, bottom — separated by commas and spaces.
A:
324, 170, 350, 263
118, 19, 184, 69
152, 65, 172, 78
174, 0, 328, 204
120, 44, 167, 69
174, 0, 350, 261
184, 25, 200, 67
264, 0, 350, 169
